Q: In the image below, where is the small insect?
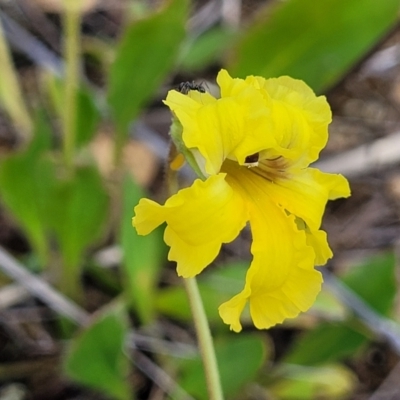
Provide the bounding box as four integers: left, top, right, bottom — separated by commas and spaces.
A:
177, 81, 206, 94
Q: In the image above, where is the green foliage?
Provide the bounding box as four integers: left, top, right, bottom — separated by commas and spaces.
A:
0, 109, 108, 297
284, 322, 366, 365
230, 0, 400, 92
44, 74, 100, 148
155, 262, 249, 324
269, 364, 356, 399
121, 174, 166, 324
178, 334, 268, 399
156, 283, 222, 322
64, 302, 132, 400
342, 252, 396, 315
108, 0, 188, 137
180, 26, 237, 72
48, 165, 109, 271
74, 86, 101, 147
0, 111, 54, 265
1, 0, 400, 398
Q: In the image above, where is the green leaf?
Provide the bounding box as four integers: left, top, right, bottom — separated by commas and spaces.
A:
44, 74, 100, 148
0, 110, 54, 265
108, 0, 188, 136
49, 164, 109, 296
342, 252, 396, 315
269, 364, 356, 400
230, 0, 400, 92
121, 174, 165, 324
283, 322, 366, 365
155, 262, 249, 324
64, 301, 132, 400
179, 26, 236, 72
178, 334, 268, 399
156, 283, 223, 323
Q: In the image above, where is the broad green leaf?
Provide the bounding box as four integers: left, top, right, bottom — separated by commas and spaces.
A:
178, 334, 268, 399
121, 174, 165, 324
0, 110, 54, 265
179, 27, 237, 72
44, 74, 100, 148
108, 0, 188, 137
64, 301, 132, 400
231, 0, 400, 92
49, 165, 109, 290
342, 252, 396, 315
269, 364, 356, 399
283, 322, 366, 365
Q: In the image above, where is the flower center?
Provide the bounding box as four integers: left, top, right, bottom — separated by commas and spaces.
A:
244, 153, 259, 167
248, 156, 290, 182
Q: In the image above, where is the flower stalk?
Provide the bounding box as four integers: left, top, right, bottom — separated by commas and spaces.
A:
183, 277, 224, 400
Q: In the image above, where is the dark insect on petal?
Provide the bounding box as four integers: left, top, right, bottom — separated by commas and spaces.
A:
177, 81, 206, 94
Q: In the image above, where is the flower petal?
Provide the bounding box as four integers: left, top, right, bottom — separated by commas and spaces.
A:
247, 253, 322, 330
218, 288, 250, 333
311, 168, 351, 200
262, 76, 332, 164
305, 228, 333, 266
187, 95, 276, 174
166, 71, 279, 175
133, 173, 248, 277
217, 69, 254, 98
133, 198, 166, 235
262, 167, 350, 231
219, 200, 322, 331
249, 209, 321, 330
219, 162, 322, 331
295, 216, 333, 266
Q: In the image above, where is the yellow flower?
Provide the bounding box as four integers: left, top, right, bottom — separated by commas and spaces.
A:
133, 70, 350, 332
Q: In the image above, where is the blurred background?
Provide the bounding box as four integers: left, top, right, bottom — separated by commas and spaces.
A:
1, 0, 400, 399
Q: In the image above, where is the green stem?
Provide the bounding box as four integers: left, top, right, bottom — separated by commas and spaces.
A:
62, 2, 81, 172
0, 16, 32, 140
183, 277, 224, 400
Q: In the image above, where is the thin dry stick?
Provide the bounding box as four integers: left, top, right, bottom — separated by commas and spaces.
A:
0, 246, 88, 325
